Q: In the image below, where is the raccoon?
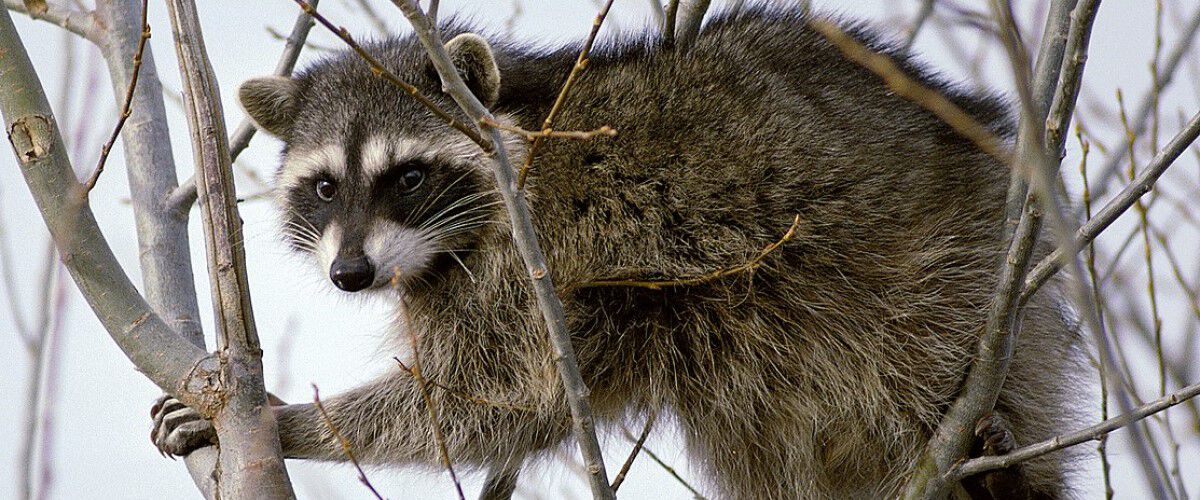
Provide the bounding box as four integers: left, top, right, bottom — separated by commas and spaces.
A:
153, 6, 1086, 499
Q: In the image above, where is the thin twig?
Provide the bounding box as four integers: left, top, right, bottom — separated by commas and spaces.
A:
516, 0, 615, 188
610, 413, 656, 492
582, 215, 800, 291
395, 296, 466, 500
169, 0, 321, 212
85, 0, 148, 192
809, 20, 1009, 162
290, 0, 490, 150
482, 118, 615, 141
2, 0, 97, 41
393, 357, 535, 412
388, 2, 614, 498
951, 379, 1200, 479
1020, 108, 1200, 304
1090, 2, 1200, 199
1078, 131, 1114, 500
620, 429, 706, 499
902, 0, 936, 51
312, 385, 385, 500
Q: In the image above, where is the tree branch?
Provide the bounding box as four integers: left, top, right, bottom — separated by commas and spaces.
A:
389, 2, 614, 498
1021, 108, 1200, 304
0, 2, 212, 420
164, 0, 295, 497
901, 1, 1082, 497
674, 0, 711, 48
1089, 2, 1200, 198
951, 379, 1200, 480
168, 0, 320, 212
3, 0, 98, 42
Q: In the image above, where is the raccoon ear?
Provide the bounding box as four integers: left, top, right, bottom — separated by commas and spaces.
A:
238, 76, 299, 138
438, 33, 501, 107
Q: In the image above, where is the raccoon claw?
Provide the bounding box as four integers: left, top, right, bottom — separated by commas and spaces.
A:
150, 395, 216, 457
962, 412, 1032, 500
973, 412, 1017, 456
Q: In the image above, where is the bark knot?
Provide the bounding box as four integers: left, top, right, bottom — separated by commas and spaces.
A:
7, 115, 54, 163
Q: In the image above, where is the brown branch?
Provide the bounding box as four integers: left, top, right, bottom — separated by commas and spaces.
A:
312, 385, 385, 500
582, 215, 799, 291
395, 297, 466, 500
610, 412, 656, 492
84, 0, 147, 191
809, 20, 1009, 163
168, 0, 321, 212
482, 118, 615, 141
2, 0, 98, 41
950, 379, 1200, 480
620, 428, 707, 499
290, 0, 491, 151
516, 0, 615, 188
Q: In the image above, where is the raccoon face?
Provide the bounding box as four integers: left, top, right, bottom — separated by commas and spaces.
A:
239, 33, 504, 293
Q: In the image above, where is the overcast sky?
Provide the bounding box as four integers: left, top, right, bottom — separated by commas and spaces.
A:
2, 0, 1198, 499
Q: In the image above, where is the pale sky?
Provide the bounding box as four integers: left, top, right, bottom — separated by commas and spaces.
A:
2, 1, 1198, 499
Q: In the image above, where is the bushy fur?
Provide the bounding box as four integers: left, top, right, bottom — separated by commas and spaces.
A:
258, 6, 1086, 498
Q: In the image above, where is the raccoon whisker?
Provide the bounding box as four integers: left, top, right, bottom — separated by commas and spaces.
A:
416, 194, 498, 231
420, 211, 497, 236
418, 199, 501, 233
408, 171, 475, 225
420, 221, 496, 244
444, 249, 477, 283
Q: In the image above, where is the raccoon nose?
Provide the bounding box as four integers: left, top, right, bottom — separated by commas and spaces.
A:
330, 256, 375, 292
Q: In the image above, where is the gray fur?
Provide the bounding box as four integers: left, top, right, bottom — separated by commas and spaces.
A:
194, 6, 1089, 498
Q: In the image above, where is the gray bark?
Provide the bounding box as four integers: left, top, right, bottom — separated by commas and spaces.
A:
163, 0, 296, 498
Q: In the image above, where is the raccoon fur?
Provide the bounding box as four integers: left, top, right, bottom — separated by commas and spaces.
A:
155, 5, 1086, 498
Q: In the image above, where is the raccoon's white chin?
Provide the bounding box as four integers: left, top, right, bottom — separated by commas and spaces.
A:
364, 220, 434, 289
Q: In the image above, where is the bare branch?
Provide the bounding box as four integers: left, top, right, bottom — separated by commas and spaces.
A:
663, 0, 679, 47
90, 0, 217, 494
0, 2, 212, 415
1090, 2, 1200, 198
517, 0, 615, 188
85, 0, 147, 191
809, 20, 1009, 162
901, 1, 1089, 497
1020, 109, 1200, 303
3, 0, 98, 42
619, 429, 706, 499
312, 385, 384, 500
951, 379, 1200, 479
164, 0, 295, 497
389, 2, 614, 498
610, 412, 656, 492
168, 0, 320, 212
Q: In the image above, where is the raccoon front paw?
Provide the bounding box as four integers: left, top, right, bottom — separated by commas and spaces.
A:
973, 412, 1018, 456
150, 395, 216, 457
963, 412, 1032, 500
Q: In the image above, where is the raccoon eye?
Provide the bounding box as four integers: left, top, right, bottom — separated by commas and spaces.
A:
315, 179, 337, 202
399, 168, 424, 193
